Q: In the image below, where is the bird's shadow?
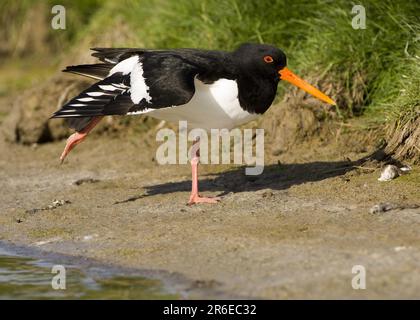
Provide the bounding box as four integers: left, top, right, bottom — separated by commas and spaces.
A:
138, 148, 393, 198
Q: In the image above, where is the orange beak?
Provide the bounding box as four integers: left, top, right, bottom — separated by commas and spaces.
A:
279, 67, 336, 105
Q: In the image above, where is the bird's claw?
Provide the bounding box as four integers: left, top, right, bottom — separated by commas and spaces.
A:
187, 195, 221, 205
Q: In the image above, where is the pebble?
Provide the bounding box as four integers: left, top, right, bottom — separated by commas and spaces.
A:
34, 237, 62, 246
73, 178, 100, 186
26, 199, 71, 214
378, 164, 412, 181
82, 234, 98, 241
378, 165, 400, 181
48, 199, 71, 209
262, 191, 274, 198
369, 203, 394, 214
370, 203, 420, 214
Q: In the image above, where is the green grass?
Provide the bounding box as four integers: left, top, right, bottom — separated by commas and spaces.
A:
1, 0, 419, 123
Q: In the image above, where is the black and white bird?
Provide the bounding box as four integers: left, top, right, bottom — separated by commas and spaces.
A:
51, 43, 335, 204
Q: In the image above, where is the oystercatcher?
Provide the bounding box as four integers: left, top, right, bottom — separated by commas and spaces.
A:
51, 43, 335, 204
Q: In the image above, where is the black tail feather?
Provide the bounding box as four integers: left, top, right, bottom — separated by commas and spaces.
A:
63, 63, 114, 80
91, 48, 145, 63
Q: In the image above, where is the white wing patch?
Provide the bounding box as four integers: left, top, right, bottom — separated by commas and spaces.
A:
130, 61, 152, 104
107, 55, 152, 105
108, 55, 138, 75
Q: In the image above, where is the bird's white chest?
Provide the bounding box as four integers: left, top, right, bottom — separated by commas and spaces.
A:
148, 78, 258, 130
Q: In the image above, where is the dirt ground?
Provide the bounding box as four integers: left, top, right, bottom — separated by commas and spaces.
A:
1, 120, 419, 299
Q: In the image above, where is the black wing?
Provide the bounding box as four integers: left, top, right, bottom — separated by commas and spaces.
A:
51, 51, 201, 120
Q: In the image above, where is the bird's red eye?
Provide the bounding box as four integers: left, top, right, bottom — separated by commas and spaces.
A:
263, 55, 274, 63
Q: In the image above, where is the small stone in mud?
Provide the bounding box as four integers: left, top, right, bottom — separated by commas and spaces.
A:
298, 226, 309, 232
192, 279, 220, 289
262, 191, 274, 198
25, 208, 41, 214
50, 199, 71, 208
26, 199, 71, 214
340, 176, 350, 183
82, 234, 98, 241
256, 189, 274, 198
73, 178, 100, 186
369, 203, 420, 214
378, 165, 400, 181
378, 164, 411, 182
272, 148, 282, 156
369, 203, 394, 214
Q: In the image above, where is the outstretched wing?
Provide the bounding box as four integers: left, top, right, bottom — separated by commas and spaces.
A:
51, 50, 200, 119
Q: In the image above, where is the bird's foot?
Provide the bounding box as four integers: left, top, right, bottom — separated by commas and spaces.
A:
60, 131, 87, 163
187, 194, 221, 205
59, 116, 103, 163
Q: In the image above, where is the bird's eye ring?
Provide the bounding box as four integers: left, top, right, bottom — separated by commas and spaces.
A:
263, 55, 274, 63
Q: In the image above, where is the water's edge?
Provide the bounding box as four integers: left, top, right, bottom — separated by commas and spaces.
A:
0, 241, 231, 299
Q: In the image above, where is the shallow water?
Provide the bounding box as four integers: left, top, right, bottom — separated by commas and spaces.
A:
0, 246, 177, 300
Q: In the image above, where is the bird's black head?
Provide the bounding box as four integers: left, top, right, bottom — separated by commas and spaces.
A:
233, 43, 287, 80
232, 43, 336, 106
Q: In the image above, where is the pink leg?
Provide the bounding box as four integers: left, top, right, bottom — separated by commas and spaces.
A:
60, 116, 103, 163
188, 139, 221, 205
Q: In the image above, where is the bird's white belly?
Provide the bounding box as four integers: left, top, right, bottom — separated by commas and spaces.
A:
147, 78, 258, 130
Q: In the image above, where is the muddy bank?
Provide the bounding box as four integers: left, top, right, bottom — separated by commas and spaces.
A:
1, 126, 419, 299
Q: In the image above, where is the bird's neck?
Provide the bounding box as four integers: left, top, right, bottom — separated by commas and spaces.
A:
236, 73, 278, 114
